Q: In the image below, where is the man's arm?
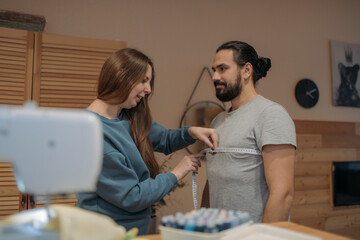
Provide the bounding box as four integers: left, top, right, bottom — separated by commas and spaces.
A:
262, 144, 295, 222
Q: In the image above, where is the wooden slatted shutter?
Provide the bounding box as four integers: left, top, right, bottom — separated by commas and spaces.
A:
0, 163, 23, 218
33, 32, 126, 108
0, 27, 34, 219
0, 27, 33, 105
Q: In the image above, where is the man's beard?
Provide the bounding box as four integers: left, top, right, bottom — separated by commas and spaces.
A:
214, 72, 242, 102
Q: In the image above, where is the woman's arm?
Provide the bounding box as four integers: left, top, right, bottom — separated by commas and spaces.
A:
96, 150, 203, 213
149, 122, 217, 154
96, 151, 177, 213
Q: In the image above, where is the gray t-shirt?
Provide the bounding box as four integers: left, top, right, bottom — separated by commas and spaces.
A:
206, 95, 296, 222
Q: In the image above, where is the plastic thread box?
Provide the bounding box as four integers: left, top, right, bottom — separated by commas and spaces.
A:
159, 208, 321, 240
159, 208, 251, 240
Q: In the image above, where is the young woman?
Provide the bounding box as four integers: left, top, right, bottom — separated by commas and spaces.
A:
77, 48, 217, 235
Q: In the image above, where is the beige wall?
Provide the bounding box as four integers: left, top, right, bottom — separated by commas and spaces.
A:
2, 0, 360, 223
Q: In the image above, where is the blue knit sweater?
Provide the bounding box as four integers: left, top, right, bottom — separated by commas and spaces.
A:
77, 111, 195, 235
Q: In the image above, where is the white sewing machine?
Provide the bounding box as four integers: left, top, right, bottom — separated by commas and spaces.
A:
0, 101, 104, 239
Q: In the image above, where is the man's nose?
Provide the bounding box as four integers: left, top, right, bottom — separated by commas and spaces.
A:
212, 71, 220, 81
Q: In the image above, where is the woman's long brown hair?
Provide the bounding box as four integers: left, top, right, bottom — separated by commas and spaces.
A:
97, 48, 159, 178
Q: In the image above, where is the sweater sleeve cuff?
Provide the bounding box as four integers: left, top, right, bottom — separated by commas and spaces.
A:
166, 172, 179, 184
183, 126, 196, 144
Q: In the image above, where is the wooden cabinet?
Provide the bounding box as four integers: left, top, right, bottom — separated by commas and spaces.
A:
0, 27, 126, 218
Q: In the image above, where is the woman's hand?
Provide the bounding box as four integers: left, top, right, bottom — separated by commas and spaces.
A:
171, 153, 203, 181
188, 127, 218, 149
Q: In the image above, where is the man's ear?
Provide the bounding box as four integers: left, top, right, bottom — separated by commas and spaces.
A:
242, 62, 253, 80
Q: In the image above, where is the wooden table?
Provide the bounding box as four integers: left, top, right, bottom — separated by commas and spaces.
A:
270, 222, 350, 240
138, 221, 351, 240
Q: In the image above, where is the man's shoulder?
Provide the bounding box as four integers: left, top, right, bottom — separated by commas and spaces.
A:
256, 95, 288, 113
256, 95, 280, 106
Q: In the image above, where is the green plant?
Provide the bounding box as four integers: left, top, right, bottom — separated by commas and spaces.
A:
151, 153, 187, 217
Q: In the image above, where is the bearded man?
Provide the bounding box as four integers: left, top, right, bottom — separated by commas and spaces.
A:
204, 41, 296, 223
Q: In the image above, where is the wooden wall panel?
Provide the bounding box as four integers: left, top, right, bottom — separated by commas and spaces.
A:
291, 203, 360, 220
294, 217, 327, 229
292, 189, 330, 206
291, 120, 360, 239
322, 135, 360, 148
324, 214, 360, 231
294, 120, 356, 135
294, 176, 329, 191
295, 148, 357, 162
32, 32, 126, 109
296, 134, 322, 148
294, 162, 330, 176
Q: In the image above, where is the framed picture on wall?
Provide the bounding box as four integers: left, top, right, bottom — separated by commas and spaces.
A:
330, 40, 360, 107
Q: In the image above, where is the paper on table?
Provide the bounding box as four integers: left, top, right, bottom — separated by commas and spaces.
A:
221, 224, 321, 240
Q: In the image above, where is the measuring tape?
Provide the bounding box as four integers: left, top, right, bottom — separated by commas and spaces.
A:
192, 172, 198, 209
201, 147, 262, 155
192, 147, 262, 209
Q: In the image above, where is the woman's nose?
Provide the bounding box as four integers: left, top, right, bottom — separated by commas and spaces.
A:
144, 83, 151, 94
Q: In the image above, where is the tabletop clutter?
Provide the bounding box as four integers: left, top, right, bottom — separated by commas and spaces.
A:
159, 208, 252, 240
161, 208, 251, 233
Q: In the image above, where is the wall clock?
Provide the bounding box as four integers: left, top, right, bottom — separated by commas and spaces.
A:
295, 79, 319, 108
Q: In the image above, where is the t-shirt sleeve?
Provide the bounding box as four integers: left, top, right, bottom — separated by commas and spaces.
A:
96, 150, 177, 213
255, 104, 297, 150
